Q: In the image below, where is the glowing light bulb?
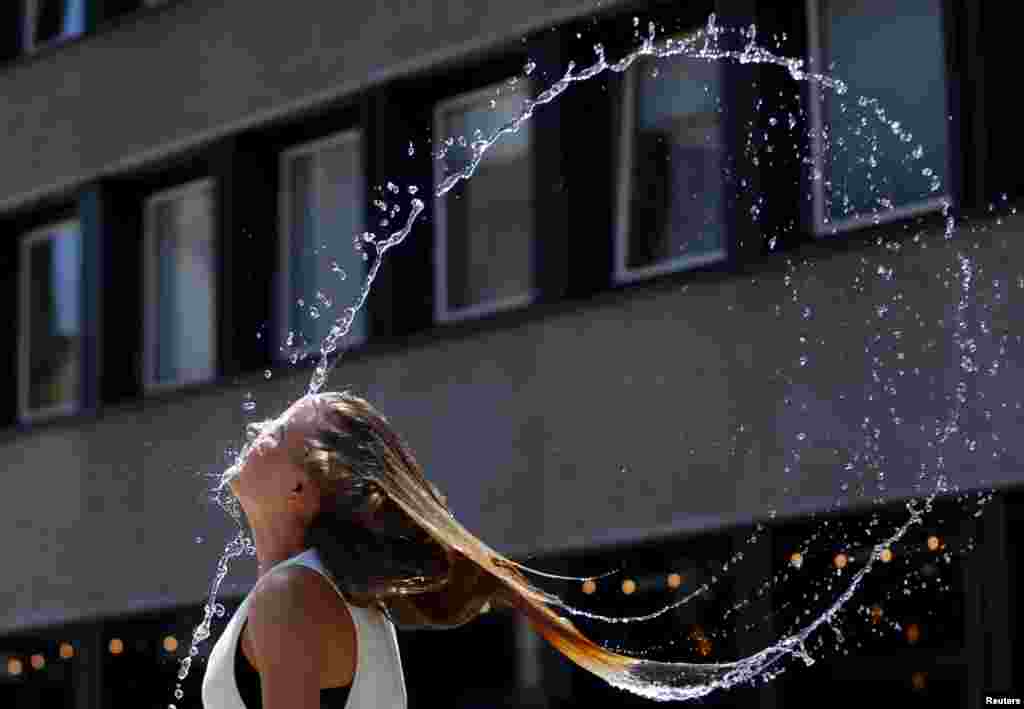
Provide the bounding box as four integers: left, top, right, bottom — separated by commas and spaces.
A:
870, 605, 883, 624
582, 579, 596, 595
879, 548, 893, 563
621, 579, 637, 595
833, 553, 848, 569
7, 658, 23, 676
667, 573, 683, 589
926, 535, 940, 551
905, 623, 921, 645
911, 671, 927, 690
30, 654, 44, 671
163, 636, 179, 653
697, 637, 712, 656
59, 643, 74, 660
789, 552, 803, 568
108, 639, 124, 655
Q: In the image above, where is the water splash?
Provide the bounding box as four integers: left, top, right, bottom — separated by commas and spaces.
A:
172, 13, 987, 706
304, 14, 848, 396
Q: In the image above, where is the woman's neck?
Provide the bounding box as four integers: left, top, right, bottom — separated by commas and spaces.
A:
252, 524, 309, 578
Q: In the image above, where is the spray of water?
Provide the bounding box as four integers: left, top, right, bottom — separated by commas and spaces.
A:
167, 14, 989, 706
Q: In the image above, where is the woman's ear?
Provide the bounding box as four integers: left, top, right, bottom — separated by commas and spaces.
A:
289, 477, 322, 523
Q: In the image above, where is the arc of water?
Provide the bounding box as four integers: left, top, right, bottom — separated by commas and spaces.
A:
179, 14, 971, 706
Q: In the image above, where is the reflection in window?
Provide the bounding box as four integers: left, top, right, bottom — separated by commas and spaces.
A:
19, 221, 81, 419
809, 0, 950, 230
434, 80, 537, 321
24, 0, 85, 51
145, 180, 216, 389
280, 131, 367, 357
616, 42, 727, 281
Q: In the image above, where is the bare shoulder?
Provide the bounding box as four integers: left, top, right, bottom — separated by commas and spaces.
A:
246, 564, 357, 691
249, 565, 348, 632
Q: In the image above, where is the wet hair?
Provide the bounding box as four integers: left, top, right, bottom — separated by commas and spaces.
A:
294, 391, 640, 681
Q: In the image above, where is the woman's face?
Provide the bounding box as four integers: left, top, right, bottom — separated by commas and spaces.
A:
223, 396, 323, 525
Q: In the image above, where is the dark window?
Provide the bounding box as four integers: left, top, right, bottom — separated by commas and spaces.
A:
24, 0, 85, 51
18, 221, 82, 421
807, 0, 950, 232
614, 29, 728, 282
144, 179, 217, 390
433, 78, 539, 321
279, 130, 368, 358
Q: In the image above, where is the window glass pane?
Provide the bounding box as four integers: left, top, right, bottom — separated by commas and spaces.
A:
819, 0, 949, 223
436, 83, 535, 313
286, 152, 315, 347
150, 183, 216, 386
35, 0, 85, 46
25, 223, 81, 413
317, 137, 368, 344
626, 50, 726, 272
285, 137, 368, 352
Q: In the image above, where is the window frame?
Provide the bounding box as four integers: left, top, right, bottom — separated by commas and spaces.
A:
804, 0, 953, 236
21, 0, 86, 54
142, 177, 218, 393
17, 218, 83, 423
432, 78, 542, 324
611, 32, 730, 285
276, 128, 368, 362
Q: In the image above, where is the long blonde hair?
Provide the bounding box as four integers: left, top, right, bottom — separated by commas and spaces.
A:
297, 393, 626, 660
296, 391, 733, 696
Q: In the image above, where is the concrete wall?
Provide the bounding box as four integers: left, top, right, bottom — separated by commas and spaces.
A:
0, 0, 609, 212
2, 211, 1022, 634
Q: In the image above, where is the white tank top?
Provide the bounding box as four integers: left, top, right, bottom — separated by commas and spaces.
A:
202, 548, 407, 709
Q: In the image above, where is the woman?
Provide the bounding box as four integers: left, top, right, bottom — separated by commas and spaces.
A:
202, 391, 723, 709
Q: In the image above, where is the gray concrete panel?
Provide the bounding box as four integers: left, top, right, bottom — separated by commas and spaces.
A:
0, 0, 613, 212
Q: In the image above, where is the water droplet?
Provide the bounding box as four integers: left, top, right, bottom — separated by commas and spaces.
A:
387, 182, 400, 194
195, 536, 204, 544
263, 369, 272, 379
796, 432, 807, 441
174, 689, 184, 700
524, 60, 536, 75
407, 141, 415, 157
309, 307, 320, 320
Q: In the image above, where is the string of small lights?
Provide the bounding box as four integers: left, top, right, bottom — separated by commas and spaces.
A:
3, 634, 184, 678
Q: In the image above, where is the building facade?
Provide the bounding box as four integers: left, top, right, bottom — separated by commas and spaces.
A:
0, 0, 1020, 707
